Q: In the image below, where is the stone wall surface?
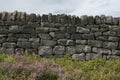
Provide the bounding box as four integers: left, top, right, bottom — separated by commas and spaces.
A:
0, 11, 120, 60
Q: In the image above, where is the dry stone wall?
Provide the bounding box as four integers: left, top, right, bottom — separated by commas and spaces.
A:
0, 11, 120, 60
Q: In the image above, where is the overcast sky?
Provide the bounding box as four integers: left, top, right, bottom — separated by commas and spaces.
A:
0, 0, 120, 16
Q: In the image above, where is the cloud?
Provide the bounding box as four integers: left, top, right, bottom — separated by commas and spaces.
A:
0, 0, 120, 16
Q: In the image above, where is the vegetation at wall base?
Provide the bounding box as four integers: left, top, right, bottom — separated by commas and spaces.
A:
0, 53, 120, 80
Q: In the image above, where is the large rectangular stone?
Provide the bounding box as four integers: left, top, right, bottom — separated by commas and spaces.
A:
71, 34, 82, 40
17, 42, 31, 48
41, 39, 57, 47
88, 40, 102, 47
82, 33, 95, 40
3, 42, 16, 48
103, 42, 118, 49
76, 45, 91, 53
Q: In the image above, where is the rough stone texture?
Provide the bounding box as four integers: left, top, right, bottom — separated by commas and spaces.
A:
38, 46, 52, 56
76, 45, 91, 53
0, 11, 120, 60
53, 46, 65, 55
72, 53, 85, 60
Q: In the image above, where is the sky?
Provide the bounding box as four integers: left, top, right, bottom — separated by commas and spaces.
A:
0, 0, 120, 17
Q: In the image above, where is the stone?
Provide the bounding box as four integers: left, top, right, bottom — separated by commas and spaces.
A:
103, 42, 118, 49
16, 34, 30, 38
76, 27, 90, 33
39, 34, 52, 40
38, 46, 52, 56
0, 38, 6, 43
88, 16, 94, 25
67, 26, 76, 34
112, 50, 120, 56
88, 40, 102, 47
80, 15, 88, 25
15, 48, 24, 54
1, 47, 14, 54
72, 53, 85, 60
49, 32, 55, 38
29, 13, 36, 22
82, 33, 95, 40
91, 28, 99, 32
108, 37, 119, 42
76, 40, 87, 45
95, 16, 101, 24
25, 49, 37, 54
55, 33, 65, 39
105, 16, 113, 24
53, 46, 65, 55
49, 28, 59, 32
76, 45, 91, 53
29, 38, 40, 42
3, 42, 16, 48
66, 46, 76, 55
41, 39, 57, 46
9, 25, 22, 33
41, 22, 50, 27
86, 53, 103, 60
95, 32, 102, 37
18, 38, 28, 42
92, 47, 111, 55
71, 34, 82, 40
36, 27, 49, 33
103, 31, 116, 36
96, 36, 108, 41
10, 11, 17, 21
66, 40, 75, 46
0, 29, 8, 34
100, 15, 106, 24
31, 42, 40, 48
113, 18, 119, 25
17, 42, 31, 48
20, 12, 26, 21
57, 39, 67, 45
1, 12, 8, 21
41, 14, 48, 22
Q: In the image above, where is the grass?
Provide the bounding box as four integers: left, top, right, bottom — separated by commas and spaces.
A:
0, 53, 120, 80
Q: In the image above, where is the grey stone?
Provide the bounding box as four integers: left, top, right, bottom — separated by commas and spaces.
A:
82, 33, 95, 40
1, 12, 8, 21
41, 22, 50, 27
66, 40, 75, 46
66, 46, 76, 55
113, 18, 119, 25
41, 39, 57, 46
76, 45, 91, 53
92, 47, 111, 55
20, 12, 26, 21
81, 15, 88, 25
103, 31, 116, 36
53, 46, 65, 55
29, 13, 36, 22
17, 42, 31, 48
49, 32, 55, 38
0, 38, 6, 43
29, 38, 40, 42
38, 46, 52, 56
76, 40, 87, 45
25, 49, 37, 54
112, 50, 120, 56
100, 15, 106, 24
36, 27, 49, 33
76, 27, 90, 33
18, 38, 28, 42
16, 34, 30, 38
39, 34, 52, 40
103, 42, 118, 49
10, 11, 17, 21
9, 25, 22, 33
0, 29, 8, 34
86, 53, 103, 60
41, 15, 48, 22
1, 47, 14, 54
67, 26, 76, 34
31, 42, 40, 48
49, 28, 59, 32
95, 16, 101, 24
108, 37, 119, 42
72, 53, 85, 60
88, 16, 94, 25
15, 48, 24, 54
57, 39, 67, 45
96, 36, 108, 41
3, 42, 16, 48
71, 34, 82, 40
95, 32, 102, 37
7, 37, 18, 42
88, 40, 102, 47
91, 28, 99, 32
105, 16, 113, 24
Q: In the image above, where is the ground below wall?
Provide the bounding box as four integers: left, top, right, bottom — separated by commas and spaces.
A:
0, 11, 120, 60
